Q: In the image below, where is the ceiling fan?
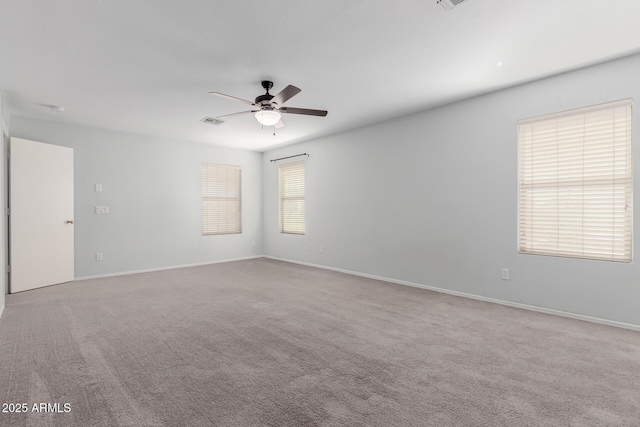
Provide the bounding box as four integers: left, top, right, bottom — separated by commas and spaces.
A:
209, 81, 328, 129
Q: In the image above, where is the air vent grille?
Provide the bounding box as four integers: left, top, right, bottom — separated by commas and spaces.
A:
201, 117, 224, 126
437, 0, 468, 10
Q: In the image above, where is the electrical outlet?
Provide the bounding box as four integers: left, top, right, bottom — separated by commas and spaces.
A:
501, 268, 509, 280
95, 183, 103, 192
96, 252, 103, 261
95, 206, 110, 214
320, 245, 324, 253
308, 245, 313, 252
252, 240, 256, 247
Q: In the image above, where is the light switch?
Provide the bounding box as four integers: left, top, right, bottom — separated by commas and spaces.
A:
95, 183, 103, 192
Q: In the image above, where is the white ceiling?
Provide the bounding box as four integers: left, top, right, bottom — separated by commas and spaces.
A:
1, 0, 639, 151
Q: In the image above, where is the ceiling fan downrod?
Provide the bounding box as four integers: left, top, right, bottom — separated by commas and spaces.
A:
256, 81, 274, 105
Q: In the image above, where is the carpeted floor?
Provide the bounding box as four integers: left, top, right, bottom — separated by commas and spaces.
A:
0, 258, 639, 426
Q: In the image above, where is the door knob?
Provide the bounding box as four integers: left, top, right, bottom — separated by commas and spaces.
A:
66, 220, 74, 224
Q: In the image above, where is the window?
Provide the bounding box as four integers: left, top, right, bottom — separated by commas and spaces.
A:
518, 99, 632, 262
201, 163, 241, 235
279, 161, 305, 234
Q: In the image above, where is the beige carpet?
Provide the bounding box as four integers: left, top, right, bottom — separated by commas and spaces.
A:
0, 258, 639, 426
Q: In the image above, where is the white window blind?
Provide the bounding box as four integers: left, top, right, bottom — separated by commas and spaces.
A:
202, 163, 241, 235
279, 161, 305, 234
518, 99, 633, 262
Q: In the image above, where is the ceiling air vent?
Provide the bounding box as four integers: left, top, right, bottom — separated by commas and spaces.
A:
437, 0, 467, 10
200, 116, 224, 126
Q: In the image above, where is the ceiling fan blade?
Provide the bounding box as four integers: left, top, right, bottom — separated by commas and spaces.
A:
209, 92, 256, 106
274, 120, 285, 129
270, 85, 301, 106
278, 107, 328, 117
215, 110, 259, 120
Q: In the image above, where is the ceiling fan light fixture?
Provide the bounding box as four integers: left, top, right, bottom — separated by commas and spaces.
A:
255, 110, 281, 126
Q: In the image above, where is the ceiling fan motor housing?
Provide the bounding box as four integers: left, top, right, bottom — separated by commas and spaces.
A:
255, 94, 274, 106
256, 81, 275, 106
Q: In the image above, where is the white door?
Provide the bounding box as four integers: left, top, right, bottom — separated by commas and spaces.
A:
10, 138, 74, 293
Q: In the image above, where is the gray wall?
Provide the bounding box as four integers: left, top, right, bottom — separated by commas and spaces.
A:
10, 118, 262, 278
0, 92, 6, 315
263, 53, 640, 327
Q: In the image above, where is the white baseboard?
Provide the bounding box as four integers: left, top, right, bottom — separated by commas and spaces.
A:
0, 304, 4, 322
75, 255, 265, 281
265, 256, 640, 332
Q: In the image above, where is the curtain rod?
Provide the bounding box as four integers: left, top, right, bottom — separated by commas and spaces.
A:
270, 153, 309, 163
